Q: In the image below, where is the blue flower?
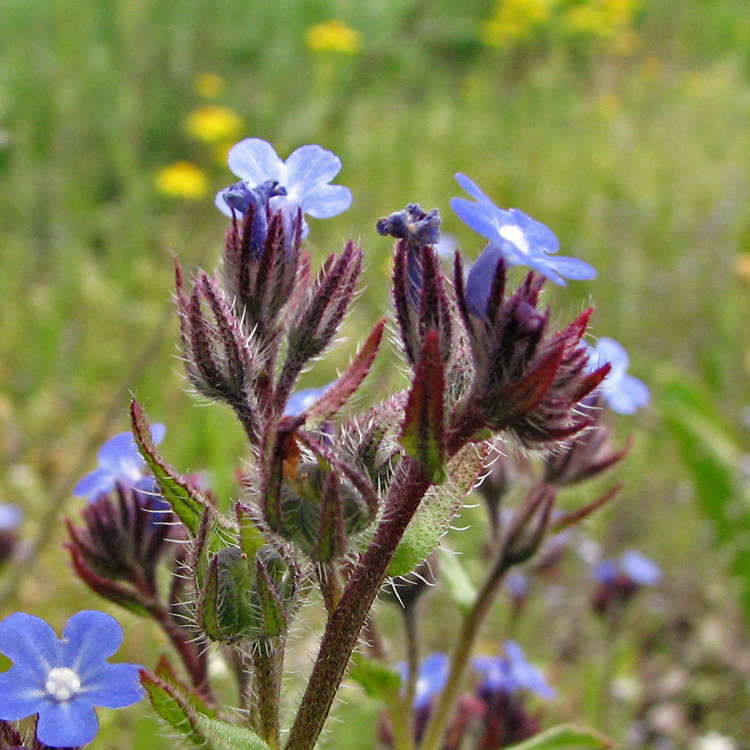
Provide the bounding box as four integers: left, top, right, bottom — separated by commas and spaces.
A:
594, 550, 662, 587
399, 652, 450, 710
0, 504, 22, 531
0, 610, 144, 748
285, 384, 333, 417
215, 138, 352, 238
473, 641, 555, 701
73, 424, 166, 501
450, 173, 596, 307
585, 337, 649, 414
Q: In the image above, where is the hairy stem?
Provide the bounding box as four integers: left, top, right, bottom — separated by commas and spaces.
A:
252, 641, 285, 750
284, 460, 431, 750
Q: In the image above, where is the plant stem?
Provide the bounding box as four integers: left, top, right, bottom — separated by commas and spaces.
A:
284, 460, 431, 750
252, 641, 285, 750
417, 553, 510, 750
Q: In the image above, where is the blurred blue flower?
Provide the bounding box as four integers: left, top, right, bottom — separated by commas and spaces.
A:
586, 338, 649, 414
73, 424, 166, 501
0, 610, 143, 748
285, 384, 333, 417
450, 173, 596, 308
0, 504, 22, 531
399, 652, 450, 710
215, 138, 352, 238
474, 641, 555, 700
595, 550, 662, 587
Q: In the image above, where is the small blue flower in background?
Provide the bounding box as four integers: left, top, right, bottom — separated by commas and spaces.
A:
0, 610, 143, 748
73, 424, 166, 501
594, 549, 662, 587
585, 337, 649, 414
450, 173, 596, 314
474, 641, 555, 700
0, 504, 22, 531
399, 652, 450, 710
285, 384, 333, 417
215, 138, 352, 238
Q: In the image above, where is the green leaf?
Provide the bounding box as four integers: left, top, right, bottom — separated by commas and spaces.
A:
348, 653, 401, 704
437, 546, 477, 613
506, 724, 613, 750
388, 443, 488, 577
193, 716, 272, 750
130, 399, 213, 537
400, 330, 446, 484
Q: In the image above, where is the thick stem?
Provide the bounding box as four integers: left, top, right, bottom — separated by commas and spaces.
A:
252, 641, 285, 750
284, 460, 431, 750
417, 554, 510, 750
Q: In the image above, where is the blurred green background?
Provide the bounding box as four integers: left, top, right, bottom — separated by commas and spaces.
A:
1, 0, 750, 746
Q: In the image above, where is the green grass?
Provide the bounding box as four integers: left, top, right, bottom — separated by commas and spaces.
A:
1, 0, 750, 746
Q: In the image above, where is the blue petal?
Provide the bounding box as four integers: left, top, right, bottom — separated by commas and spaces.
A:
604, 375, 650, 414
594, 559, 618, 584
284, 145, 342, 201
215, 189, 235, 217
473, 655, 514, 693
414, 652, 449, 708
285, 384, 332, 417
0, 612, 58, 676
594, 337, 629, 374
622, 550, 661, 586
300, 183, 352, 219
455, 173, 494, 204
85, 662, 144, 708
543, 255, 597, 281
73, 467, 115, 499
0, 504, 22, 531
227, 138, 284, 186
96, 432, 139, 468
518, 253, 567, 286
61, 611, 124, 675
150, 423, 166, 445
450, 198, 502, 244
465, 242, 506, 318
36, 697, 99, 748
0, 665, 47, 720
506, 209, 560, 256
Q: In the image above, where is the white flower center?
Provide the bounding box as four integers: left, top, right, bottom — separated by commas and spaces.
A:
498, 224, 530, 255
45, 667, 82, 702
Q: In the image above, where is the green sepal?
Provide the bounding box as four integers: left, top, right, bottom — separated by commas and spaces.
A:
388, 443, 488, 577
254, 556, 288, 638
154, 654, 217, 719
399, 330, 446, 483
130, 399, 213, 537
237, 502, 266, 559
505, 724, 613, 750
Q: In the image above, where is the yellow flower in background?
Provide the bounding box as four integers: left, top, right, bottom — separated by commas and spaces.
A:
194, 73, 226, 100
481, 0, 556, 46
306, 20, 362, 54
186, 105, 244, 145
736, 254, 750, 285
156, 162, 209, 200
564, 0, 641, 37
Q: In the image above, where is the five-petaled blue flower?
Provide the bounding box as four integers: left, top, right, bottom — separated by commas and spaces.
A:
451, 173, 596, 314
473, 641, 555, 700
0, 610, 144, 747
399, 652, 450, 710
73, 424, 166, 501
585, 337, 649, 414
215, 138, 352, 240
594, 549, 662, 587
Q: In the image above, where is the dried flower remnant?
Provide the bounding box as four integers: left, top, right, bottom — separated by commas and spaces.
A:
0, 611, 143, 748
